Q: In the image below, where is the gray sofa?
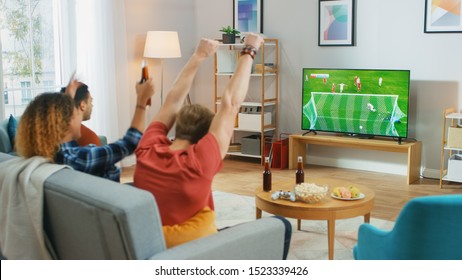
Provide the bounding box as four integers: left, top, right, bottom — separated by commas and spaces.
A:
0, 153, 290, 260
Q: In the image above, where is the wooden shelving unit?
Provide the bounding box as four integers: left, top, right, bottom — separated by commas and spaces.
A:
440, 107, 462, 188
213, 39, 279, 163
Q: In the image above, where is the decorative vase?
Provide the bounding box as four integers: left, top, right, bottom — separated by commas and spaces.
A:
222, 34, 236, 44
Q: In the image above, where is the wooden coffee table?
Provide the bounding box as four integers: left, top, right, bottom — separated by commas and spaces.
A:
255, 178, 375, 260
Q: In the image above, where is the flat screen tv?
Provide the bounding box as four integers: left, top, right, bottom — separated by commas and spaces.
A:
302, 68, 410, 140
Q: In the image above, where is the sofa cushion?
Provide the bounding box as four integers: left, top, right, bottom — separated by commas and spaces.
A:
7, 115, 18, 148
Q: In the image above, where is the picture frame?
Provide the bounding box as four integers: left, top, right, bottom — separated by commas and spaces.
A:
318, 0, 355, 46
233, 0, 263, 34
424, 0, 462, 33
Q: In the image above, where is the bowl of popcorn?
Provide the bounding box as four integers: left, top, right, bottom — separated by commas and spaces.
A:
294, 182, 328, 203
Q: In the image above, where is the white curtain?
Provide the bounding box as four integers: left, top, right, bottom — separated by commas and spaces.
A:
0, 37, 4, 121
73, 0, 130, 142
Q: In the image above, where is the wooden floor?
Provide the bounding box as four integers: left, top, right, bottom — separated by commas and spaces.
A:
121, 156, 462, 222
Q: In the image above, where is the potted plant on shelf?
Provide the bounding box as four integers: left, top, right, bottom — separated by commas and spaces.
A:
219, 25, 240, 44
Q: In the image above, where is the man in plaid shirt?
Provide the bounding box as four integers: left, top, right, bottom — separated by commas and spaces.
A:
55, 79, 155, 182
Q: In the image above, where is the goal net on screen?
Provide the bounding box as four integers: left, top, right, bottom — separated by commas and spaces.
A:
303, 92, 406, 137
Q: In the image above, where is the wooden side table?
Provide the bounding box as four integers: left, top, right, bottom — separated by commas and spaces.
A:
255, 178, 375, 260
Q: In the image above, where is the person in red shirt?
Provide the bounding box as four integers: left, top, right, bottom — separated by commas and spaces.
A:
134, 34, 264, 247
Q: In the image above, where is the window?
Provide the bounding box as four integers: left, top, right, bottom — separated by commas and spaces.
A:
3, 88, 8, 105
20, 81, 32, 104
43, 80, 54, 91
1, 0, 61, 117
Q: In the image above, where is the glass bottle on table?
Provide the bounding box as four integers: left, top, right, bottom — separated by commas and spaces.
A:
140, 60, 152, 106
296, 156, 304, 184
263, 157, 272, 192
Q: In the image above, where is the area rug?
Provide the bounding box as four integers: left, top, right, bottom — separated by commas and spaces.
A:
212, 191, 395, 260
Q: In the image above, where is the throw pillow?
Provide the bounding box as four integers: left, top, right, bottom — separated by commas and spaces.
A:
76, 124, 102, 146
162, 207, 217, 248
7, 114, 18, 147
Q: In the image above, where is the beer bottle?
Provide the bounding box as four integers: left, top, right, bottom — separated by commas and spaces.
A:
296, 156, 304, 184
140, 60, 152, 106
263, 157, 272, 192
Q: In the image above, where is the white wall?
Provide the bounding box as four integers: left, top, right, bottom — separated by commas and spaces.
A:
125, 0, 462, 178
262, 0, 461, 178
0, 36, 4, 121
124, 0, 198, 122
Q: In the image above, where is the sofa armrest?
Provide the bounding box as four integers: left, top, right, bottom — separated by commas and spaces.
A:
98, 135, 107, 146
150, 216, 291, 260
353, 223, 392, 260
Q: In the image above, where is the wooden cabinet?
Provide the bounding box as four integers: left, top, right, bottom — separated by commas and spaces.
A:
213, 39, 279, 163
440, 108, 462, 188
289, 134, 422, 185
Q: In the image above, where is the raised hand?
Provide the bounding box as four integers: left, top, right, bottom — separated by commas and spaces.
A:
243, 33, 264, 51
135, 78, 155, 106
65, 79, 81, 99
194, 38, 219, 58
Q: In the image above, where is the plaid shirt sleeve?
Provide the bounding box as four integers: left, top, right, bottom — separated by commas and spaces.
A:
57, 128, 142, 180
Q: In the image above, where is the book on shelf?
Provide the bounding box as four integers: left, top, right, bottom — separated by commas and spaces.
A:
228, 143, 241, 152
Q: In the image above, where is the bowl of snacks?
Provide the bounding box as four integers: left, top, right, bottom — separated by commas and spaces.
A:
294, 182, 328, 203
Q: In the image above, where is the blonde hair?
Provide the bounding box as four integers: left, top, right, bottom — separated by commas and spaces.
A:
16, 93, 75, 161
175, 104, 214, 144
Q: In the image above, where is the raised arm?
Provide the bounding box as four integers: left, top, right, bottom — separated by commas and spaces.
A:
153, 38, 219, 129
131, 78, 155, 132
63, 78, 81, 100
209, 33, 264, 158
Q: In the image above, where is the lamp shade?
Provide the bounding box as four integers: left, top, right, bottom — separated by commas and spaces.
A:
143, 31, 181, 58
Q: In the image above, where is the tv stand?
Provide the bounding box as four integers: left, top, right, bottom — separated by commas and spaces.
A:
345, 133, 375, 139
289, 134, 422, 184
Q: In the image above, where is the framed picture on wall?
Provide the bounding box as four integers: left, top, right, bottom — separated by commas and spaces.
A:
233, 0, 263, 34
424, 0, 462, 33
318, 0, 355, 46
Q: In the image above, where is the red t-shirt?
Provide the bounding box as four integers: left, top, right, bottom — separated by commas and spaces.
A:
134, 122, 223, 226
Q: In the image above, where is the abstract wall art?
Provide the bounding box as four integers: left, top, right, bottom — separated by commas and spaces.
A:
425, 0, 462, 33
318, 0, 355, 46
234, 0, 263, 34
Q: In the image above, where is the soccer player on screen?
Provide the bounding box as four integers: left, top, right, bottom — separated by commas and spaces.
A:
367, 103, 376, 112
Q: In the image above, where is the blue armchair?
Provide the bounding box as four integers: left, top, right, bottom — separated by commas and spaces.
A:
354, 195, 462, 260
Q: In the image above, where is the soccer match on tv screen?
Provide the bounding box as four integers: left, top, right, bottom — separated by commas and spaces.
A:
301, 68, 410, 138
